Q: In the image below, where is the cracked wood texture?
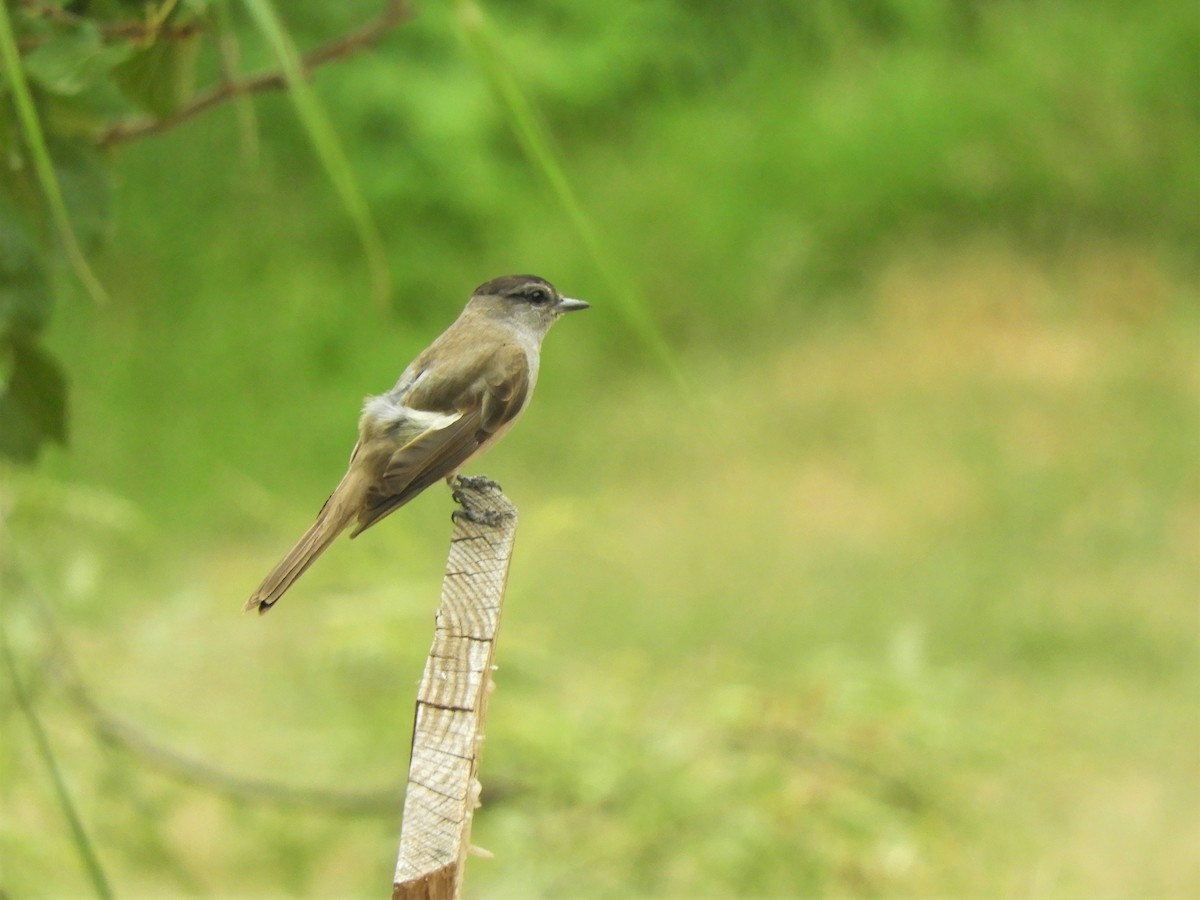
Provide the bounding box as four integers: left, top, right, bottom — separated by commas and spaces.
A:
393, 481, 517, 900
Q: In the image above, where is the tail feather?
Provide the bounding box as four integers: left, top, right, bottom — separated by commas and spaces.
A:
244, 507, 354, 614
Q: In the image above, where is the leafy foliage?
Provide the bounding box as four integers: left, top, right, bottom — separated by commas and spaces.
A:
0, 0, 399, 463
0, 0, 215, 462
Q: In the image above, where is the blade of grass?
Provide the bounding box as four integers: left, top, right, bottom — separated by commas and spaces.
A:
212, 0, 262, 164
0, 614, 114, 899
240, 0, 391, 308
0, 2, 109, 305
454, 0, 688, 393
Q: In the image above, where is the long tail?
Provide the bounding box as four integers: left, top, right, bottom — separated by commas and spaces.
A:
244, 498, 356, 615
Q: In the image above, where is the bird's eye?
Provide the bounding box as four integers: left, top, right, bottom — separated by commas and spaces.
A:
526, 287, 550, 304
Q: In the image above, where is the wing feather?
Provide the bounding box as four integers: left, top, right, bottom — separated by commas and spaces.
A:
349, 344, 530, 537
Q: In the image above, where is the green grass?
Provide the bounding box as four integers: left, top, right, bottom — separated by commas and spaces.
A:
3, 0, 1198, 896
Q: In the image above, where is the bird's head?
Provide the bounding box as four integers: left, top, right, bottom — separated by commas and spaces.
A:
468, 274, 589, 337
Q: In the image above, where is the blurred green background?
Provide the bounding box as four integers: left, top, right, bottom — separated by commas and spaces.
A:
3, 0, 1198, 896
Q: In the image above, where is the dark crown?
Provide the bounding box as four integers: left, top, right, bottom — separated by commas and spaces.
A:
473, 274, 554, 297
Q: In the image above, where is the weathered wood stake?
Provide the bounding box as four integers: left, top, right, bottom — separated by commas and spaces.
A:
392, 477, 517, 900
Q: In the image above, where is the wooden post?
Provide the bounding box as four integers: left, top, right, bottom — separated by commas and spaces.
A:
392, 477, 517, 900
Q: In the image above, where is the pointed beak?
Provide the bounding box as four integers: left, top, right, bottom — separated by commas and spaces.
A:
557, 296, 590, 313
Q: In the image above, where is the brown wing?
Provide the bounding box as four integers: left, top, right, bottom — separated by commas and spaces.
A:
349, 345, 530, 537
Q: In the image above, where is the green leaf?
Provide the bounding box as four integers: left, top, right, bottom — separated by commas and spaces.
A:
112, 32, 202, 118
0, 331, 68, 463
0, 197, 52, 333
52, 139, 112, 251
23, 23, 135, 97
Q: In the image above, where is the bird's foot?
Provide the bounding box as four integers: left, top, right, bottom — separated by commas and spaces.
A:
451, 474, 507, 527
453, 474, 502, 493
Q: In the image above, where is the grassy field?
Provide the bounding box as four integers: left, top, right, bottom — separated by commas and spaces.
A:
6, 241, 1196, 897
2, 0, 1198, 897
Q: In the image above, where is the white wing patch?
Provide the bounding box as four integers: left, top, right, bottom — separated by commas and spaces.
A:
362, 394, 462, 432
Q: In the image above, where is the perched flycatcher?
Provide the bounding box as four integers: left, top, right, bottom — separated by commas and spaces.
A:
244, 274, 588, 614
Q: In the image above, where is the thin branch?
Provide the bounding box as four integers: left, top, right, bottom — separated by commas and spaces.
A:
0, 522, 410, 818
32, 601, 406, 816
93, 708, 406, 815
97, 0, 413, 148
17, 0, 207, 48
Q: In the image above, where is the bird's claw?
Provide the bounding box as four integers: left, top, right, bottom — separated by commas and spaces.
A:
450, 474, 507, 527
454, 474, 502, 493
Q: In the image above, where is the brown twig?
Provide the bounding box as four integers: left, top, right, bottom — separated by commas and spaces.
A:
96, 0, 413, 148
21, 585, 407, 817
70, 668, 407, 816
17, 0, 207, 49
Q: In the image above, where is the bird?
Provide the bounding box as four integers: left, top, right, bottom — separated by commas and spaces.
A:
244, 274, 588, 614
